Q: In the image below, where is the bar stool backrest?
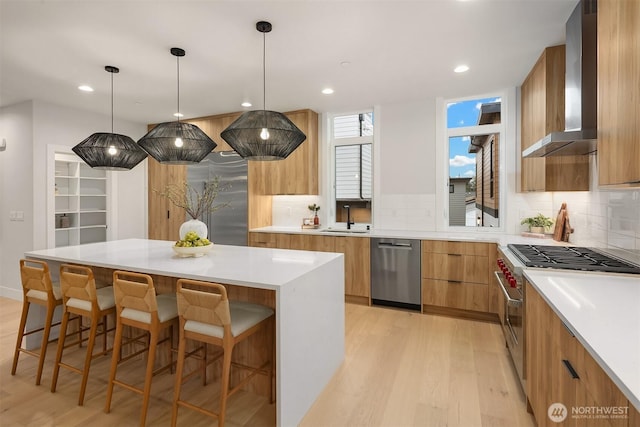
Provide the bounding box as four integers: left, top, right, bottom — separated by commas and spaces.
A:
59, 264, 97, 306
113, 271, 158, 314
176, 281, 231, 330
20, 259, 54, 298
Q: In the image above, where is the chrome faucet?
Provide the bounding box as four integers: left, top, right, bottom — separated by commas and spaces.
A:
344, 205, 354, 229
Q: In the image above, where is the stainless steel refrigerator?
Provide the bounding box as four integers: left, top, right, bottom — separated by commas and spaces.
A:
187, 151, 248, 246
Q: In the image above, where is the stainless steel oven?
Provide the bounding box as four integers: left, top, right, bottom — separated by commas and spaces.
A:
495, 247, 526, 391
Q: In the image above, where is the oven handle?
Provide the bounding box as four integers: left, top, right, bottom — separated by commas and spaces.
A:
494, 271, 523, 306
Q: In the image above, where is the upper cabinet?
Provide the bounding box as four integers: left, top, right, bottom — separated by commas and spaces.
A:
598, 0, 640, 187
258, 109, 319, 195
520, 45, 590, 192
187, 112, 241, 153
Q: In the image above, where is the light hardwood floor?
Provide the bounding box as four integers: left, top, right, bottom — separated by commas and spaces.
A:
0, 297, 534, 426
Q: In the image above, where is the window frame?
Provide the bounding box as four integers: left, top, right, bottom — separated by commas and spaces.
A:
435, 91, 508, 231
327, 110, 375, 228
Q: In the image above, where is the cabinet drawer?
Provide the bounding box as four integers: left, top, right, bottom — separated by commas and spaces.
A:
422, 279, 488, 312
249, 232, 277, 248
421, 252, 488, 284
421, 240, 492, 256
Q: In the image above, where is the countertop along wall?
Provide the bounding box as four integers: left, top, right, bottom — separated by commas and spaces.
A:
271, 94, 640, 251
0, 99, 148, 300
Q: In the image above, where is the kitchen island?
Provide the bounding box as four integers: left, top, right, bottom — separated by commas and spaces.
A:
25, 238, 345, 427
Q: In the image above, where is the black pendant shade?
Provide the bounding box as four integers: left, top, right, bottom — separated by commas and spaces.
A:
72, 66, 147, 170
137, 47, 216, 164
73, 132, 148, 171
221, 110, 306, 161
221, 21, 306, 161
137, 121, 216, 164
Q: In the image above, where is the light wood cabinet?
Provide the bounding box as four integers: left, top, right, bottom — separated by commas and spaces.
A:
520, 45, 590, 192
187, 112, 241, 153
147, 159, 186, 240
526, 281, 632, 427
248, 232, 370, 303
259, 109, 319, 195
421, 240, 495, 318
597, 0, 640, 187
335, 236, 370, 303
248, 232, 278, 248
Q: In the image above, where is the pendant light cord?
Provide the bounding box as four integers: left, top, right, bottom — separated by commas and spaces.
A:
110, 70, 114, 133
263, 30, 266, 111
176, 54, 180, 123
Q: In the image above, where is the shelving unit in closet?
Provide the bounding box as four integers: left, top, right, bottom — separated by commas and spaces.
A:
53, 152, 109, 247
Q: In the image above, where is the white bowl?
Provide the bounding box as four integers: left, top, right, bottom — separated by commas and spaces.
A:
172, 243, 213, 258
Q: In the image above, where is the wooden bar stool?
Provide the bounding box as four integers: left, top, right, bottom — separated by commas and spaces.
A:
11, 259, 64, 385
171, 278, 274, 427
104, 270, 178, 427
50, 264, 116, 405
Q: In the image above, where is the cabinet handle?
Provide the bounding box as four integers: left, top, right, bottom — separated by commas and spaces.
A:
562, 359, 580, 379
447, 280, 462, 284
167, 210, 170, 219
447, 253, 462, 257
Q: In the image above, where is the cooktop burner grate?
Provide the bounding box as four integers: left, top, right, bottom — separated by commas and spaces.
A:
507, 244, 640, 274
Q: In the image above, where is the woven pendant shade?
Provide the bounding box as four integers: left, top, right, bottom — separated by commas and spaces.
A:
137, 47, 216, 164
221, 110, 306, 161
72, 65, 147, 170
221, 21, 306, 161
73, 132, 148, 171
138, 121, 216, 164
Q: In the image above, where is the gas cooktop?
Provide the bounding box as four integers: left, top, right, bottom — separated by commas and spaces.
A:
507, 244, 640, 274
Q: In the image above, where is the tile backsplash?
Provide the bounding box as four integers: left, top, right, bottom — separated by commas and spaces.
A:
270, 189, 640, 251
551, 189, 640, 251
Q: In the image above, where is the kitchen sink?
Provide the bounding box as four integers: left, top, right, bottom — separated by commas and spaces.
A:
319, 228, 370, 234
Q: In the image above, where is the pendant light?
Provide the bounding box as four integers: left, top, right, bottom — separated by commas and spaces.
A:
72, 66, 148, 170
221, 21, 306, 161
138, 48, 216, 164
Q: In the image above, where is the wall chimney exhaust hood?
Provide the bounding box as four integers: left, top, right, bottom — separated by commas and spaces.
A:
523, 0, 597, 158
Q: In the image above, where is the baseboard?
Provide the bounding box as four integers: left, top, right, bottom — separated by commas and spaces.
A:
0, 285, 22, 301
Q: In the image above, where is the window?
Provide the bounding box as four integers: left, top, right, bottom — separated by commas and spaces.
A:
446, 96, 502, 228
330, 112, 373, 225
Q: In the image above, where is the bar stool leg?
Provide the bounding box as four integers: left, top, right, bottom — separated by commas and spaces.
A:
50, 309, 71, 393
171, 328, 188, 427
77, 311, 100, 405
139, 328, 159, 427
36, 302, 56, 385
11, 300, 30, 375
104, 319, 124, 414
219, 347, 233, 427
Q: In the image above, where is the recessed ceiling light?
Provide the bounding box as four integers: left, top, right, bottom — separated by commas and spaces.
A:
322, 88, 334, 95
173, 112, 184, 118
454, 65, 470, 73
241, 102, 252, 107
78, 85, 94, 92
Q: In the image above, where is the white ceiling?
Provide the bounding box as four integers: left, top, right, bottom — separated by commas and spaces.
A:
1, 0, 578, 125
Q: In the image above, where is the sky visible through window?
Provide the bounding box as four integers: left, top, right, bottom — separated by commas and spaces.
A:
447, 97, 500, 178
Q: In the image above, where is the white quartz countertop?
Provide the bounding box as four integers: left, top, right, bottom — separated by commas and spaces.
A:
25, 239, 343, 291
251, 226, 569, 246
524, 269, 640, 411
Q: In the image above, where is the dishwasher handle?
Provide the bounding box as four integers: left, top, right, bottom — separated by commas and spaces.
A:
377, 242, 413, 249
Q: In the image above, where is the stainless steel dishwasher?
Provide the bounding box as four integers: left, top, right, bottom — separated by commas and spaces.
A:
370, 238, 421, 311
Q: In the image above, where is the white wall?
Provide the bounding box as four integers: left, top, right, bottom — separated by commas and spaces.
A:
271, 94, 640, 252
0, 100, 148, 299
0, 101, 35, 300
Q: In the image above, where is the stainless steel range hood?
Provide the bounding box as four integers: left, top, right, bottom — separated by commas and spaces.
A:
523, 0, 597, 158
